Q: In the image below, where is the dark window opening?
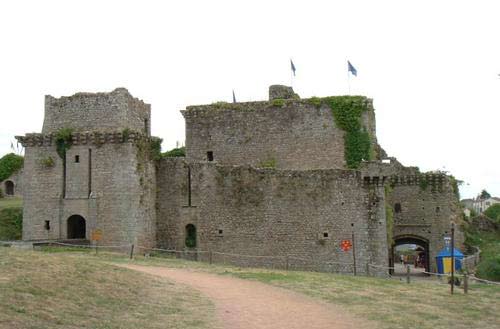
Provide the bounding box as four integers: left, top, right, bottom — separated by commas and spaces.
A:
363, 177, 370, 185
323, 232, 329, 238
436, 206, 440, 213
218, 229, 223, 235
394, 203, 402, 213
75, 155, 80, 163
67, 215, 86, 239
373, 176, 380, 185
5, 180, 14, 195
207, 151, 214, 162
44, 220, 50, 231
185, 224, 197, 248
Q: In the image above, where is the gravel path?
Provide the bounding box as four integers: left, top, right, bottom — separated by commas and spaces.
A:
123, 264, 374, 329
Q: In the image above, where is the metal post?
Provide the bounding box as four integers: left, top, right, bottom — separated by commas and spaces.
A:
366, 263, 370, 276
129, 244, 135, 260
209, 250, 213, 265
451, 223, 455, 294
406, 265, 411, 284
352, 232, 357, 276
95, 241, 98, 256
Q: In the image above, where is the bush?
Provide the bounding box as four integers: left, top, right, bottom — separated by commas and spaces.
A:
484, 204, 500, 223
0, 207, 22, 240
162, 146, 185, 158
0, 153, 24, 182
476, 255, 500, 281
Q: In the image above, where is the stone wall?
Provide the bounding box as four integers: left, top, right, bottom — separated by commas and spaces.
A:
42, 88, 150, 135
0, 169, 23, 197
17, 131, 157, 248
360, 159, 464, 272
156, 159, 389, 275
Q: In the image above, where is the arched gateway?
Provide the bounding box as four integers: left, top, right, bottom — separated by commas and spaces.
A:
391, 235, 430, 274
5, 180, 14, 195
67, 215, 86, 239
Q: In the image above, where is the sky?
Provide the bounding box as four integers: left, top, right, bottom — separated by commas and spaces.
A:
0, 0, 498, 199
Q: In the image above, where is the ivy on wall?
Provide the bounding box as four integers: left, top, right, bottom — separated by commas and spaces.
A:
324, 96, 372, 169
55, 128, 73, 159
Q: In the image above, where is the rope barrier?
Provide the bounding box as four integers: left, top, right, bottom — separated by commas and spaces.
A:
368, 264, 395, 270
49, 242, 132, 249
469, 275, 500, 285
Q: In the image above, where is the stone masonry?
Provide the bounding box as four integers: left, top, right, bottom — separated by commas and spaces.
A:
15, 85, 464, 275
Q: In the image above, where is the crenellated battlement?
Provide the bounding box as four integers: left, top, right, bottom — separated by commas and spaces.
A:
15, 130, 154, 148
362, 173, 448, 187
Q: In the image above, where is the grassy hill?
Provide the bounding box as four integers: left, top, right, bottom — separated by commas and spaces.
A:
0, 248, 215, 329
0, 197, 22, 240
12, 248, 500, 329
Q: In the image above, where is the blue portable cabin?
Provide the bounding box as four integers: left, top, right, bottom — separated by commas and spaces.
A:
436, 247, 464, 274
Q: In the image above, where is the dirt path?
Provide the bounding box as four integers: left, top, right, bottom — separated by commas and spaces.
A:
122, 264, 373, 329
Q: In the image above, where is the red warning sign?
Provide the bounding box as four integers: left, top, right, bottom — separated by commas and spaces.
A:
340, 239, 352, 252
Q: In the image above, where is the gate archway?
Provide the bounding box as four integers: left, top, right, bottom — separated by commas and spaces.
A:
5, 180, 14, 195
67, 215, 86, 239
391, 235, 430, 275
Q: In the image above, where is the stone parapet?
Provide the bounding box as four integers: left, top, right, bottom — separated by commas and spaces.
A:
16, 131, 155, 148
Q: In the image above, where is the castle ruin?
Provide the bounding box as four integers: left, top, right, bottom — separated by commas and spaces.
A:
15, 85, 463, 274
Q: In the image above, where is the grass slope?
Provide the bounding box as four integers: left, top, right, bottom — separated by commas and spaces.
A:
0, 197, 23, 240
0, 197, 22, 210
110, 252, 500, 329
0, 248, 216, 329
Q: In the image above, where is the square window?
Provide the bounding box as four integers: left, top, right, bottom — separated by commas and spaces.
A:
218, 229, 223, 235
323, 232, 329, 238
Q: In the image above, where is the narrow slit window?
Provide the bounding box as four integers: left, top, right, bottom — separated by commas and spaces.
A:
394, 203, 402, 213
75, 155, 80, 163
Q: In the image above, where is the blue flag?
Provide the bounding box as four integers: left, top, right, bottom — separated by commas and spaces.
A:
232, 90, 236, 103
290, 59, 296, 76
348, 61, 357, 77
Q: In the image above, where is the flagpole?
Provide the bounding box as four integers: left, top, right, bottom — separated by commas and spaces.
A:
347, 70, 351, 95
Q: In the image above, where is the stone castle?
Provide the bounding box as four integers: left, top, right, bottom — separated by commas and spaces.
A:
13, 85, 463, 274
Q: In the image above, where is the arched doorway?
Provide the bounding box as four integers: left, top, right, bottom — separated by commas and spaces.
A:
185, 224, 197, 248
5, 180, 14, 196
391, 235, 429, 275
67, 215, 86, 239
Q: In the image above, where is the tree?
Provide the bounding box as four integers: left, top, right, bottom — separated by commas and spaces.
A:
480, 189, 491, 200
484, 204, 500, 222
0, 153, 24, 182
